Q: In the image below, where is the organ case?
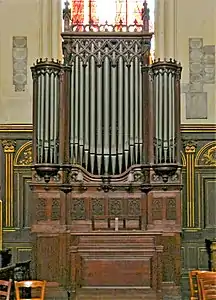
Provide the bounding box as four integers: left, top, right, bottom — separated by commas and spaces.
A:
30, 1, 182, 299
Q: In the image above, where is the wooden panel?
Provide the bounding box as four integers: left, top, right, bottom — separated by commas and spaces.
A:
82, 258, 152, 287
162, 235, 181, 284
36, 236, 59, 282
70, 233, 162, 295
16, 247, 32, 262
204, 178, 216, 228
198, 247, 209, 269
147, 192, 181, 231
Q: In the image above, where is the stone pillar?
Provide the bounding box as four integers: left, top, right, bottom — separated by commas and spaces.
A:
155, 0, 177, 59
39, 0, 62, 60
155, 0, 165, 59
164, 0, 177, 59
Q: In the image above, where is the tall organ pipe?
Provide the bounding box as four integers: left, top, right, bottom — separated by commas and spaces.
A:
31, 59, 62, 165
69, 38, 147, 175
149, 59, 182, 165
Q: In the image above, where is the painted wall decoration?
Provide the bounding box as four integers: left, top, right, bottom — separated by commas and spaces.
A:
12, 36, 28, 92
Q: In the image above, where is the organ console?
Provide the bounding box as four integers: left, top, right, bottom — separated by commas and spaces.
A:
30, 1, 183, 299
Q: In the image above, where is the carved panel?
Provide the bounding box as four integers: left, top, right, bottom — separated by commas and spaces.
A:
17, 147, 32, 166
183, 38, 216, 119
51, 199, 60, 221
91, 198, 105, 216
36, 198, 47, 221
108, 198, 123, 216
166, 198, 176, 220
127, 198, 141, 216
201, 145, 216, 166
152, 198, 163, 221
71, 198, 86, 220
12, 36, 28, 92
195, 142, 216, 166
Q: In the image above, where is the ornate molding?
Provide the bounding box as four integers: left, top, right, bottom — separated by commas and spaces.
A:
2, 140, 16, 227
184, 141, 196, 228
201, 146, 216, 166
2, 140, 16, 153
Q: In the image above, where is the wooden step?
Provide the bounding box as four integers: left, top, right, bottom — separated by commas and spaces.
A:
74, 288, 158, 300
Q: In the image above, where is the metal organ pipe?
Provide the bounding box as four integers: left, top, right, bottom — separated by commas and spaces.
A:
68, 38, 145, 175
150, 59, 182, 165
31, 59, 62, 165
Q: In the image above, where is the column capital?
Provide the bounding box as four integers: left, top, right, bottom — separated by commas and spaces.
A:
2, 140, 16, 153
184, 141, 197, 154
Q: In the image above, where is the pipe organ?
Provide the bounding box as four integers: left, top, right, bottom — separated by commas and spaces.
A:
30, 1, 183, 299
68, 34, 147, 175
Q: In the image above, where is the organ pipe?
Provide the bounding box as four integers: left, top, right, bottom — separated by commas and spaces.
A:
68, 38, 145, 175
31, 59, 62, 165
149, 59, 182, 165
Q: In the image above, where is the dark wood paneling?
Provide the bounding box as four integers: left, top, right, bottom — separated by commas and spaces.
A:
181, 129, 216, 300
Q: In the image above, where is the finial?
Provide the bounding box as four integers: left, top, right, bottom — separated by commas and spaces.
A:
63, 0, 71, 32
142, 0, 150, 32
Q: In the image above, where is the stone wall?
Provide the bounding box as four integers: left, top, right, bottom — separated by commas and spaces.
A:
0, 0, 62, 124
155, 0, 216, 124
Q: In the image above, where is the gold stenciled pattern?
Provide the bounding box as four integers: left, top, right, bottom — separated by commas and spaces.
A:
195, 141, 216, 166
201, 146, 216, 166
18, 147, 33, 165
14, 141, 33, 167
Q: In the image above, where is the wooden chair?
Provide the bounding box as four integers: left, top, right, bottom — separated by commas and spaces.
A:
0, 279, 12, 300
197, 272, 216, 300
189, 270, 209, 300
14, 280, 46, 300
198, 273, 216, 300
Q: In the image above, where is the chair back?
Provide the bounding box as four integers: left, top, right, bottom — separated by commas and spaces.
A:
197, 272, 216, 300
14, 280, 46, 300
0, 279, 12, 300
189, 270, 209, 300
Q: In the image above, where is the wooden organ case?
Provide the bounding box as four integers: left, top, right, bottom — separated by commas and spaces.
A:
30, 1, 182, 299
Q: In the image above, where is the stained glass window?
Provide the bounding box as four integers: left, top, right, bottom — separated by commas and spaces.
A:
61, 0, 155, 57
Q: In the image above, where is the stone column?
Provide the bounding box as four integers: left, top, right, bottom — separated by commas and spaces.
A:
39, 0, 62, 60
164, 0, 177, 59
154, 0, 165, 59
51, 0, 62, 60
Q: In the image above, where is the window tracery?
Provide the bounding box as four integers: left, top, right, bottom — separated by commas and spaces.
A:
61, 0, 155, 58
